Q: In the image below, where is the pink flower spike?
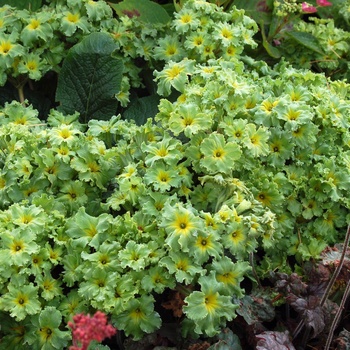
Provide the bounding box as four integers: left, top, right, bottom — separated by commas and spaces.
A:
317, 0, 332, 6
302, 2, 317, 12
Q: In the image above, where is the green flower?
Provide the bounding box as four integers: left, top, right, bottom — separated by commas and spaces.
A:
301, 197, 323, 219
27, 307, 70, 350
144, 163, 181, 192
211, 257, 250, 297
190, 230, 222, 264
223, 118, 248, 143
78, 268, 116, 304
184, 31, 206, 51
0, 229, 39, 267
0, 278, 41, 321
57, 180, 88, 213
183, 273, 238, 336
142, 132, 182, 167
266, 129, 294, 167
59, 290, 87, 320
154, 59, 195, 96
60, 10, 90, 36
160, 251, 205, 284
113, 295, 161, 340
141, 266, 176, 294
34, 148, 74, 184
161, 202, 203, 252
173, 9, 200, 34
18, 52, 49, 81
200, 133, 242, 174
81, 241, 121, 273
222, 221, 249, 257
153, 35, 186, 62
242, 124, 270, 157
253, 178, 284, 213
275, 102, 313, 127
62, 250, 84, 287
29, 248, 51, 275
0, 32, 25, 68
66, 207, 111, 249
20, 12, 54, 46
213, 22, 240, 47
35, 273, 62, 301
118, 241, 151, 271
140, 191, 171, 218
169, 103, 212, 137
2, 101, 41, 126
71, 146, 115, 189
104, 275, 138, 313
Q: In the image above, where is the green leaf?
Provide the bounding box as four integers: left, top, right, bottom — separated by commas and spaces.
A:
285, 31, 324, 54
0, 0, 42, 10
56, 32, 123, 123
109, 0, 170, 25
123, 95, 160, 125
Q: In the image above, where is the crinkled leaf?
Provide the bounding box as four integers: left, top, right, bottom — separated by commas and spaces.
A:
272, 272, 308, 296
235, 290, 275, 326
287, 295, 325, 338
110, 0, 170, 24
56, 32, 123, 123
256, 331, 296, 350
208, 328, 242, 350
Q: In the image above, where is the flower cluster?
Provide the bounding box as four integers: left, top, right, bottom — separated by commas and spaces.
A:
0, 0, 349, 347
302, 0, 332, 13
68, 311, 117, 350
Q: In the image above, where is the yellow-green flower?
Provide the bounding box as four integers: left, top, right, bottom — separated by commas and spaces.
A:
161, 202, 203, 252
212, 257, 250, 297
222, 221, 247, 256
153, 35, 186, 62
183, 273, 238, 336
190, 230, 222, 264
60, 11, 90, 36
242, 124, 270, 157
18, 53, 49, 80
154, 59, 195, 96
200, 132, 242, 174
0, 278, 41, 321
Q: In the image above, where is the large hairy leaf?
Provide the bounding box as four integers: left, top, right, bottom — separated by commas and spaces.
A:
0, 0, 42, 10
56, 32, 123, 123
109, 0, 170, 24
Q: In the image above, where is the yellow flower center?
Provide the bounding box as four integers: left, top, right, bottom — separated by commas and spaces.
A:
28, 19, 40, 30
0, 41, 13, 55
167, 65, 182, 79
204, 293, 219, 314
286, 109, 301, 121
156, 147, 168, 157
181, 14, 192, 23
58, 128, 72, 139
26, 60, 38, 71
88, 161, 100, 173
66, 12, 80, 23
221, 27, 232, 39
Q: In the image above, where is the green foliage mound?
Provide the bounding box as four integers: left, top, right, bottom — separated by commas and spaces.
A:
0, 0, 349, 349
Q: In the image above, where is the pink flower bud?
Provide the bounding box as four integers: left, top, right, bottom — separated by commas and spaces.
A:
317, 0, 332, 6
302, 2, 317, 12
